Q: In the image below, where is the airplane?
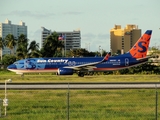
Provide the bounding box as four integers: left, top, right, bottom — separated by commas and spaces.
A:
7, 30, 152, 77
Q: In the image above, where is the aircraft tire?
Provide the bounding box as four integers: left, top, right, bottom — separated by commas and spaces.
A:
78, 72, 84, 77
89, 72, 94, 76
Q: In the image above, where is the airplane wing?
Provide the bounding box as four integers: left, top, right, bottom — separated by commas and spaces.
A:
64, 53, 110, 70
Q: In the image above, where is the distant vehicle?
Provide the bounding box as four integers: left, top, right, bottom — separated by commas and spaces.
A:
7, 30, 152, 77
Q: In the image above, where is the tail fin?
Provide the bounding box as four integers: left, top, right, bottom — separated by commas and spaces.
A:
129, 30, 152, 59
102, 52, 111, 62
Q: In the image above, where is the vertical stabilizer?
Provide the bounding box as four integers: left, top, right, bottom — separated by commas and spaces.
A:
129, 30, 152, 58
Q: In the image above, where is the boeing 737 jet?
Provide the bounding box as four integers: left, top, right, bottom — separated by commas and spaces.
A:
7, 30, 152, 77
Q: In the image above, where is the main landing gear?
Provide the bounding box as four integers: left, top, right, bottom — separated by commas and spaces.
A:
78, 72, 84, 77
77, 72, 95, 77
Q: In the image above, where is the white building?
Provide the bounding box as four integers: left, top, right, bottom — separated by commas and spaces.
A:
41, 27, 81, 54
0, 19, 27, 57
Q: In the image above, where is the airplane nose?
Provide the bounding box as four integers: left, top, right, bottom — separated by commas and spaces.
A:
7, 64, 17, 69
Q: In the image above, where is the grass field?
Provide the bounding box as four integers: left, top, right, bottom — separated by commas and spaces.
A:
0, 71, 160, 119
0, 70, 160, 82
0, 89, 158, 120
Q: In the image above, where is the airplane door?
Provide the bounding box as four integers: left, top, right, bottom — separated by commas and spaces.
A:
125, 58, 129, 66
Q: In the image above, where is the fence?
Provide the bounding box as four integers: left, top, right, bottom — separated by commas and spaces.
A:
0, 89, 159, 120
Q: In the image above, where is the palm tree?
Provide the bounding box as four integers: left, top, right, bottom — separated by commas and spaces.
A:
16, 34, 29, 59
42, 32, 64, 57
17, 41, 41, 59
0, 37, 5, 60
28, 40, 41, 58
5, 34, 17, 55
28, 40, 39, 51
17, 34, 28, 46
16, 34, 41, 59
16, 41, 29, 59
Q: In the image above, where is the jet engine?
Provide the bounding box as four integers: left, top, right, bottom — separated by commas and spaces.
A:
57, 68, 74, 75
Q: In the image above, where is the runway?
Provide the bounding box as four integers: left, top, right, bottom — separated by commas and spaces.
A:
0, 82, 160, 90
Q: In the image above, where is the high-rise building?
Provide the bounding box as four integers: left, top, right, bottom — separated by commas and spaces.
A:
41, 27, 81, 54
41, 27, 52, 48
0, 19, 27, 56
110, 24, 141, 54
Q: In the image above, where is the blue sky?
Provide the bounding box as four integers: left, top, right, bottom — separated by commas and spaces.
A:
0, 0, 160, 52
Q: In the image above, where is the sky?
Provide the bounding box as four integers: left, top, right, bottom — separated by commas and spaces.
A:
0, 0, 160, 52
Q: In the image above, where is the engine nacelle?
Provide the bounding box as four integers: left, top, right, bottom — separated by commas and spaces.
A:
57, 68, 74, 75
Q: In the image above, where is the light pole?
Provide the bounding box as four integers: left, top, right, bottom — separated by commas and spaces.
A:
88, 43, 90, 51
85, 43, 90, 51
4, 79, 12, 116
99, 46, 102, 57
99, 46, 101, 56
101, 49, 103, 57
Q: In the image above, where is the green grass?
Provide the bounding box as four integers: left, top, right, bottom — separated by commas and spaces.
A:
0, 71, 160, 119
0, 70, 160, 82
0, 89, 158, 120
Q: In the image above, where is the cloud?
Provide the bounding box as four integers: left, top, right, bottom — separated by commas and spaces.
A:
63, 11, 83, 15
1, 10, 82, 19
1, 10, 55, 19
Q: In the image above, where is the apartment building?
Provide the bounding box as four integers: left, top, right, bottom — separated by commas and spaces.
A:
0, 19, 27, 56
41, 27, 81, 51
110, 24, 141, 54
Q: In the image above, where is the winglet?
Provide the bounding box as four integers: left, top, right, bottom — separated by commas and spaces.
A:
129, 30, 152, 59
102, 52, 111, 62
